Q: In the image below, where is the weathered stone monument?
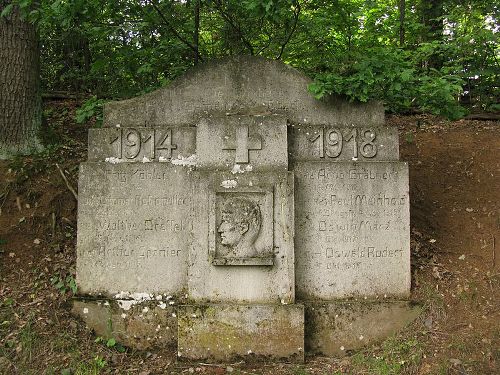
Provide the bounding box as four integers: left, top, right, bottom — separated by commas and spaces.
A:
74, 56, 419, 361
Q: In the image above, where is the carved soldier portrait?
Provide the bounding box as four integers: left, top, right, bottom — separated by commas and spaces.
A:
217, 197, 262, 258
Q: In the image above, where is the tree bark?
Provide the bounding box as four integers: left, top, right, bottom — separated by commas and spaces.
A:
420, 0, 444, 69
194, 0, 200, 65
0, 1, 42, 159
398, 0, 405, 47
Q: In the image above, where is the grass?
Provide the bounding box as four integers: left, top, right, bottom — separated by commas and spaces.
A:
419, 284, 446, 323
19, 315, 39, 365
350, 336, 424, 375
45, 356, 107, 375
0, 307, 41, 375
73, 356, 107, 375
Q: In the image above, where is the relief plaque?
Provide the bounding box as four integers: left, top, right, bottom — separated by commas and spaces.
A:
210, 188, 274, 266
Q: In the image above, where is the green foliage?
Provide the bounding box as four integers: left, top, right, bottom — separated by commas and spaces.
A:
27, 0, 499, 118
416, 71, 467, 120
0, 238, 6, 254
50, 274, 77, 295
72, 355, 107, 375
309, 46, 470, 120
1, 312, 41, 369
487, 103, 500, 112
351, 337, 423, 374
1, 297, 14, 307
0, 3, 14, 18
95, 336, 126, 353
405, 132, 415, 144
19, 315, 38, 363
75, 96, 105, 126
309, 47, 416, 111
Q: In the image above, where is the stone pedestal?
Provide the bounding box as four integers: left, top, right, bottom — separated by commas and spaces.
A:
178, 304, 304, 362
305, 301, 421, 356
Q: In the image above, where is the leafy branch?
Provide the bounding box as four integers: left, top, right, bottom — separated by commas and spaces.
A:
276, 0, 301, 59
149, 0, 204, 62
211, 0, 255, 55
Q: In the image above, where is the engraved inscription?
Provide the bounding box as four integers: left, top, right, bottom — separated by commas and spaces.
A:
155, 129, 177, 159
309, 128, 377, 159
79, 246, 182, 259
104, 168, 186, 183
291, 126, 399, 162
109, 130, 122, 158
310, 167, 399, 181
77, 164, 192, 294
123, 128, 143, 159
84, 194, 191, 207
295, 162, 410, 298
317, 194, 406, 206
144, 218, 191, 232
106, 128, 178, 161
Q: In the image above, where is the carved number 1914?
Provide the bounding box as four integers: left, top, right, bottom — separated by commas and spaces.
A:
309, 128, 377, 158
109, 129, 176, 160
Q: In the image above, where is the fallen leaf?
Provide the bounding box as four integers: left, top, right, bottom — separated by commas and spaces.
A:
450, 358, 462, 365
424, 316, 433, 330
432, 267, 441, 279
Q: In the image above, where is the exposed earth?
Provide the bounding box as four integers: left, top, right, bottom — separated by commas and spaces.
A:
0, 100, 498, 374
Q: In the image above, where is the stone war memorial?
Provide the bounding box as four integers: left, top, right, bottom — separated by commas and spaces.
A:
73, 56, 420, 362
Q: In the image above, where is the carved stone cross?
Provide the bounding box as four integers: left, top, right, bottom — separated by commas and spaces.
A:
223, 124, 262, 164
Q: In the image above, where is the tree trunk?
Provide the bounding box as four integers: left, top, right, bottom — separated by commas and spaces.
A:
420, 0, 444, 69
194, 0, 200, 65
398, 0, 405, 47
0, 1, 42, 159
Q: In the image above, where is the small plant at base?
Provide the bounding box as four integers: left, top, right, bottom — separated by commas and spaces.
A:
50, 274, 77, 294
73, 355, 107, 375
106, 338, 116, 348
107, 337, 126, 353
1, 297, 14, 308
405, 132, 415, 144
94, 356, 107, 369
95, 336, 126, 353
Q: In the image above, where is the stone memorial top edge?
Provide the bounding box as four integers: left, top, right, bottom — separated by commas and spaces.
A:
102, 56, 384, 128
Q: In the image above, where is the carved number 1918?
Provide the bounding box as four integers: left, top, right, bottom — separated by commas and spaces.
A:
309, 128, 377, 158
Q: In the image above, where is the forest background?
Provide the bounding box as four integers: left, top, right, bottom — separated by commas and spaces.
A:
3, 0, 499, 124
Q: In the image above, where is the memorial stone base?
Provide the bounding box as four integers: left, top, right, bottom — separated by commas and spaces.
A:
178, 304, 304, 362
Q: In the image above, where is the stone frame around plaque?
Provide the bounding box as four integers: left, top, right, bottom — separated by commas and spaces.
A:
208, 186, 274, 266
